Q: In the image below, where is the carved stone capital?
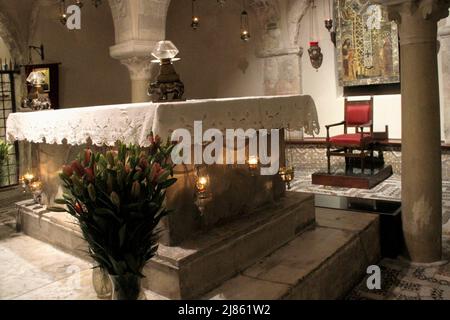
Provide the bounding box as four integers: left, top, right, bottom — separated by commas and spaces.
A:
120, 56, 153, 81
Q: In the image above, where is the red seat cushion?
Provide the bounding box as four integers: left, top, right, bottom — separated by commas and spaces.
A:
346, 104, 371, 125
328, 133, 372, 146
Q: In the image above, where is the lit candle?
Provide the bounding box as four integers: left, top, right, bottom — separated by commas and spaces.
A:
30, 181, 43, 192
196, 176, 208, 193
248, 155, 259, 171
23, 173, 34, 181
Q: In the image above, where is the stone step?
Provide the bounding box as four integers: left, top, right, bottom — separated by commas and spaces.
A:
144, 192, 315, 299
16, 200, 89, 259
203, 209, 380, 300
15, 192, 315, 299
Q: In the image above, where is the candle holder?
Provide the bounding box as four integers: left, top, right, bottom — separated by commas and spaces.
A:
279, 166, 295, 190
195, 175, 211, 200
20, 173, 44, 204
194, 166, 212, 215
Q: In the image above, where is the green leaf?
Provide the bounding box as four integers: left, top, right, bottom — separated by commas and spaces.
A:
119, 224, 127, 248
54, 198, 67, 205
95, 208, 115, 216
159, 178, 177, 189
156, 170, 171, 183
47, 206, 67, 213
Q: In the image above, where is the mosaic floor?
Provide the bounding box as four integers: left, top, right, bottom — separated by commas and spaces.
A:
2, 171, 450, 300
347, 236, 450, 300
291, 170, 450, 234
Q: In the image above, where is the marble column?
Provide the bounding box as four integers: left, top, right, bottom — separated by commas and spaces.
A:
439, 12, 450, 142
374, 0, 450, 263
119, 56, 153, 103
108, 0, 171, 103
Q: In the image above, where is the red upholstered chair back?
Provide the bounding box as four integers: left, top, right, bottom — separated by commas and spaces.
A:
345, 98, 373, 127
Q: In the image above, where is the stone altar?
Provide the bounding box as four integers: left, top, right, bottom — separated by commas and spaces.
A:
8, 95, 320, 298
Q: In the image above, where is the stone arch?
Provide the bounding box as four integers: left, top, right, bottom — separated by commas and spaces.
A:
0, 10, 25, 63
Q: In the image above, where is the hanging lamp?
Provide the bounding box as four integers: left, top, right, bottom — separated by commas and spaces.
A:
308, 0, 323, 70
191, 0, 200, 30
240, 1, 251, 42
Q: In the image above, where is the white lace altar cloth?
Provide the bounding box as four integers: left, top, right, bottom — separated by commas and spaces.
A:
6, 95, 320, 146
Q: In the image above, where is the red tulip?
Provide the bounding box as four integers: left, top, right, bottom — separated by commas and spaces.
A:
75, 202, 83, 214
148, 134, 161, 146
150, 163, 165, 183
84, 149, 92, 167
84, 167, 95, 182
62, 165, 73, 177
71, 160, 84, 177
139, 157, 149, 170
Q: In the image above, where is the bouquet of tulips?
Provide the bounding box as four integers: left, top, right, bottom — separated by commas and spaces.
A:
49, 134, 177, 278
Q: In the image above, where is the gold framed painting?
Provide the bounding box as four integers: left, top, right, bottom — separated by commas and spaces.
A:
335, 0, 400, 87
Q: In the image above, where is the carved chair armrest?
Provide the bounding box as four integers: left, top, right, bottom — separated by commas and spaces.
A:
326, 121, 345, 139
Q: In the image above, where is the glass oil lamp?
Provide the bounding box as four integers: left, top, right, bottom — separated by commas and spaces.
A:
240, 10, 251, 41
59, 0, 67, 25
22, 71, 52, 110
148, 41, 185, 102
279, 166, 295, 190
195, 175, 210, 200
191, 16, 200, 30
20, 172, 44, 204
191, 0, 199, 30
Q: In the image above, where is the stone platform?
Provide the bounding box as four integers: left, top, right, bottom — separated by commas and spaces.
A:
312, 165, 393, 189
13, 198, 380, 300
205, 209, 380, 300
15, 192, 316, 299
144, 192, 315, 299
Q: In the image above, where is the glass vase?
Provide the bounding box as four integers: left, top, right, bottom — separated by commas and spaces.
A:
92, 267, 112, 299
109, 274, 145, 300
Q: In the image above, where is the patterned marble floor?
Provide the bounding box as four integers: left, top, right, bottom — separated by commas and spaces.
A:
347, 236, 450, 300
1, 175, 450, 300
291, 171, 450, 235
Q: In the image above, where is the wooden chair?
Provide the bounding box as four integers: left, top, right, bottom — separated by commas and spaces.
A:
326, 97, 374, 174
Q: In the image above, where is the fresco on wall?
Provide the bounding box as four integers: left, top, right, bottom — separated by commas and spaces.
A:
335, 0, 400, 87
